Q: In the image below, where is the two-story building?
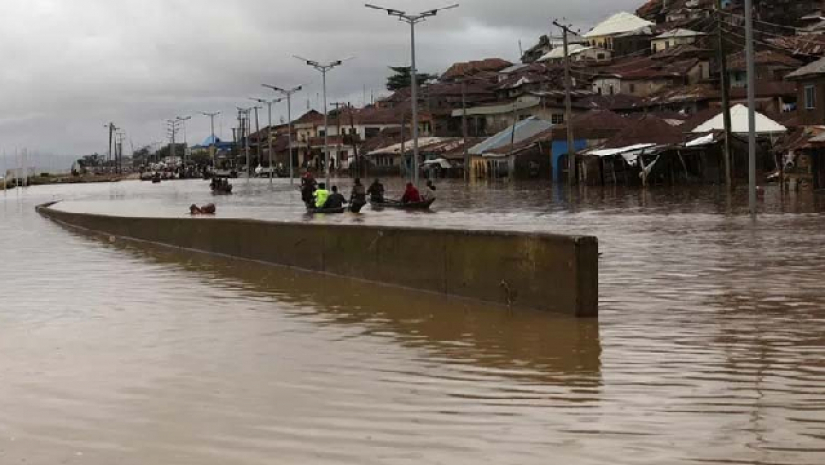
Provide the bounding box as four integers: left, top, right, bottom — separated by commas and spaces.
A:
786, 56, 825, 125
650, 29, 707, 53
583, 11, 654, 51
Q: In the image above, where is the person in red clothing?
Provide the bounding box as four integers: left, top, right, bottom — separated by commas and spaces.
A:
400, 182, 422, 204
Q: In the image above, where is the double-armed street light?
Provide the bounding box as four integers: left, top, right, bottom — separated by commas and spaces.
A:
250, 97, 285, 184
200, 111, 221, 169
365, 3, 459, 186
263, 84, 303, 185
294, 56, 351, 187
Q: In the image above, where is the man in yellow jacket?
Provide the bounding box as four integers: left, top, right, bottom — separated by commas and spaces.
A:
313, 183, 330, 208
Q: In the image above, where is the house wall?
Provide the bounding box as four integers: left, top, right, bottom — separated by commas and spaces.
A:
795, 77, 825, 125
593, 77, 622, 95
730, 66, 792, 88
577, 48, 612, 62
651, 35, 699, 53
587, 35, 612, 50
621, 79, 670, 97
686, 61, 711, 84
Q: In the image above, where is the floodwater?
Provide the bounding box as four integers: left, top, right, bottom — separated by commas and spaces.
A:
2, 178, 825, 464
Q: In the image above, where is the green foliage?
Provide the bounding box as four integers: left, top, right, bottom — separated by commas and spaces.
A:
156, 143, 187, 160
386, 66, 436, 91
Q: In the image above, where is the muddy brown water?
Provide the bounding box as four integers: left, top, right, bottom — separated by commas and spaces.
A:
2, 178, 825, 464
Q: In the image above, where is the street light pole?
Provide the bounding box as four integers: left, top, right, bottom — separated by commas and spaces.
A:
294, 57, 349, 187
252, 97, 284, 184
365, 3, 459, 187
744, 0, 757, 217
200, 111, 220, 170
264, 84, 303, 185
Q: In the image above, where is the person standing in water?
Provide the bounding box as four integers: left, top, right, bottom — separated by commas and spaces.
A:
350, 178, 367, 211
367, 178, 385, 203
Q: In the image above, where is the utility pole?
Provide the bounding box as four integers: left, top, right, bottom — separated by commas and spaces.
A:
104, 122, 115, 172
251, 97, 283, 184
347, 103, 361, 178
365, 3, 459, 187
745, 0, 757, 217
237, 107, 253, 179
263, 84, 303, 185
461, 80, 469, 182
332, 102, 346, 170
716, 0, 733, 188
201, 112, 221, 170
175, 116, 191, 173
166, 119, 182, 168
554, 19, 577, 185
252, 105, 262, 168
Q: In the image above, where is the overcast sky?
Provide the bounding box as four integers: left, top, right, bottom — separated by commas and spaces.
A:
0, 0, 641, 167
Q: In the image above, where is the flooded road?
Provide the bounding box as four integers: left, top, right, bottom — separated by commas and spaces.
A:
3, 178, 825, 464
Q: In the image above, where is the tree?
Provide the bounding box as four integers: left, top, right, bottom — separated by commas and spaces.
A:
386, 66, 436, 91
156, 143, 186, 161
132, 146, 152, 167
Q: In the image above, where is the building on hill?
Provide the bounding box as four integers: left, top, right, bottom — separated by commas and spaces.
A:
729, 81, 797, 115
583, 12, 654, 50
440, 58, 513, 82
650, 29, 707, 53
612, 26, 656, 58
768, 35, 825, 63
537, 44, 613, 64
591, 56, 711, 98
637, 0, 715, 24
727, 50, 803, 87
786, 55, 825, 125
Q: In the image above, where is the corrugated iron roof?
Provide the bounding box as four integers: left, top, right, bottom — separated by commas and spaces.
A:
584, 12, 654, 38
469, 117, 554, 155
691, 104, 788, 134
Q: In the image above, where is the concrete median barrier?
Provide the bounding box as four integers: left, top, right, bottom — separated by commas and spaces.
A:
37, 202, 599, 317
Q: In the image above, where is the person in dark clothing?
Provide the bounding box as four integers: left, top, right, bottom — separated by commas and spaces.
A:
323, 186, 347, 209
401, 182, 422, 204
349, 178, 367, 213
367, 178, 385, 203
301, 172, 318, 206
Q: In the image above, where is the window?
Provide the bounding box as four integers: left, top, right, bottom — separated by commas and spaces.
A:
318, 130, 326, 138
364, 127, 381, 138
597, 53, 605, 60
805, 85, 816, 110
551, 114, 565, 125
629, 83, 636, 93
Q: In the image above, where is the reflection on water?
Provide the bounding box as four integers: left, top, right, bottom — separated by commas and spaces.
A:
3, 180, 825, 464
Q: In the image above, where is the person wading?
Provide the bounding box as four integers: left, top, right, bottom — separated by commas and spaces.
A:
367, 178, 385, 203
350, 178, 367, 211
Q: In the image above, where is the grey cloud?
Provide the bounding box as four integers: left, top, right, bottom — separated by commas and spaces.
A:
0, 0, 641, 169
